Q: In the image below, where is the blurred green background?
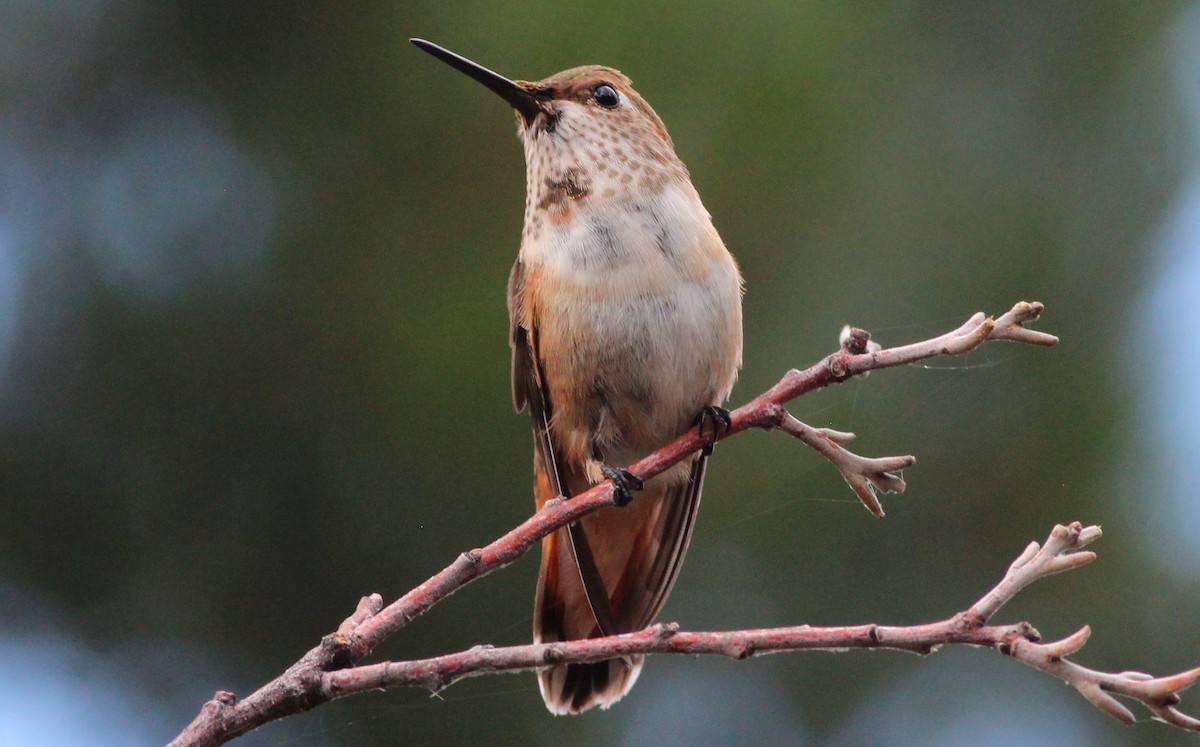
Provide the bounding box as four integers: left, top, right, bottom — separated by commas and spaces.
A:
2, 2, 1199, 745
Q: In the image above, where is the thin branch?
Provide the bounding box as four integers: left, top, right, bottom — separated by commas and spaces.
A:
169, 302, 1060, 746
321, 622, 1029, 696
967, 522, 1102, 624
348, 302, 1056, 652
775, 414, 913, 517
1009, 627, 1200, 729
309, 524, 1193, 732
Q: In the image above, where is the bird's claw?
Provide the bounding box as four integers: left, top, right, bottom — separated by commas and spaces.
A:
696, 405, 732, 456
601, 466, 643, 507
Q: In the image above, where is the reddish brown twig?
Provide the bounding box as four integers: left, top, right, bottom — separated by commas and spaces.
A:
318, 524, 1200, 733
169, 302, 1062, 747
354, 302, 1055, 653
176, 524, 1200, 745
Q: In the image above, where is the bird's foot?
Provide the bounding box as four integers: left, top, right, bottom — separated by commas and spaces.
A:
696, 405, 732, 456
601, 465, 644, 507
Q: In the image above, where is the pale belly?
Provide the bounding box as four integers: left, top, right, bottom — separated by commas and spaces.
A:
528, 186, 742, 474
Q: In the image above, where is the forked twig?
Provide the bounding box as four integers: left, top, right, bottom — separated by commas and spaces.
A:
312, 523, 1200, 735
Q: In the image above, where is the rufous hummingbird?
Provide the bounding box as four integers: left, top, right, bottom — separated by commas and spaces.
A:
413, 39, 743, 714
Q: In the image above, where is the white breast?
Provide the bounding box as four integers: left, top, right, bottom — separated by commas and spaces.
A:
525, 181, 743, 459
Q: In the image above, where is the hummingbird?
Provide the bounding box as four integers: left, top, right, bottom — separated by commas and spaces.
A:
412, 39, 743, 714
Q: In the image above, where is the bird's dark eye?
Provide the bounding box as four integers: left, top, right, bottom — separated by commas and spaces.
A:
592, 84, 620, 109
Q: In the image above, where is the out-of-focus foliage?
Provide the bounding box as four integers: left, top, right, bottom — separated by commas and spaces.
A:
1, 2, 1198, 745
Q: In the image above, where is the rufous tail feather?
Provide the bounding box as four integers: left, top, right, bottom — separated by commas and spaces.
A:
532, 453, 705, 714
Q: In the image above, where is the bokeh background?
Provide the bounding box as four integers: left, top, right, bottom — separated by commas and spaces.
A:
2, 2, 1199, 745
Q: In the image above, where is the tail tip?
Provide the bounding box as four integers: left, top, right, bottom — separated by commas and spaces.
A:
538, 657, 644, 715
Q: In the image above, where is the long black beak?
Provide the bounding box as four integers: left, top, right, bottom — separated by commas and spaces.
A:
411, 39, 545, 124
